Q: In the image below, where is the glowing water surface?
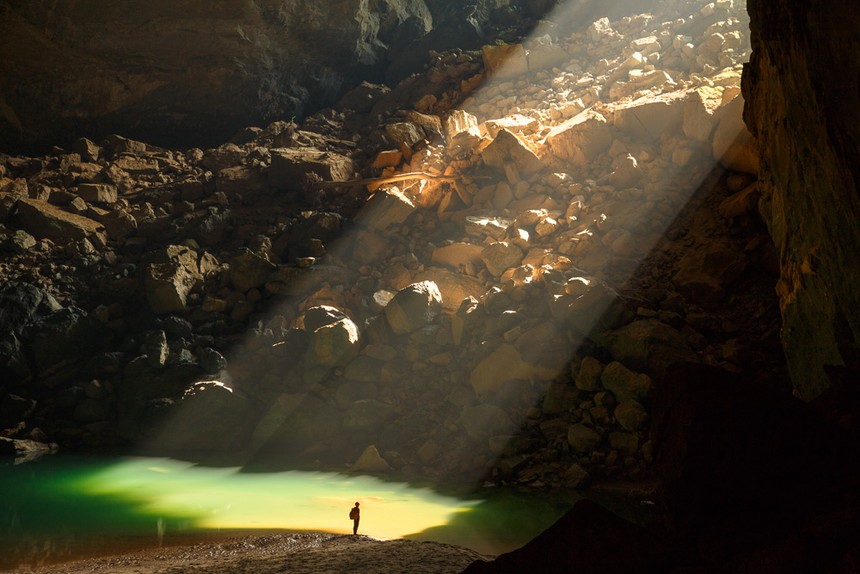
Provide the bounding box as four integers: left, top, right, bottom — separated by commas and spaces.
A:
0, 456, 578, 570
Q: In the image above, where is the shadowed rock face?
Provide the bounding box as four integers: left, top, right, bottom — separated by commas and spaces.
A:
0, 0, 432, 154
744, 0, 860, 400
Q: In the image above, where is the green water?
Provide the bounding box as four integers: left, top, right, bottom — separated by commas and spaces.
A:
0, 456, 578, 571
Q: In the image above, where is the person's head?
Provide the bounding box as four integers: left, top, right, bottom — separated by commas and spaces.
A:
355, 502, 360, 507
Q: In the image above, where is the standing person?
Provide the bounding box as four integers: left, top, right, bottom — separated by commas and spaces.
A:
349, 501, 360, 535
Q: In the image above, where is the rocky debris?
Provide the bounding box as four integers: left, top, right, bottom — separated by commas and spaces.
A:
0, 0, 785, 491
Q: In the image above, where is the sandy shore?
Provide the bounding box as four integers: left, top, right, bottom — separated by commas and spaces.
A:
10, 532, 493, 574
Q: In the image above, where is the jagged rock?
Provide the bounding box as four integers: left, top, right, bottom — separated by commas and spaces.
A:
483, 114, 541, 139
611, 91, 687, 141
683, 88, 719, 143
383, 281, 443, 335
718, 183, 760, 217
415, 268, 484, 314
269, 148, 356, 190
142, 330, 169, 369
358, 187, 416, 231
335, 81, 390, 113
350, 444, 391, 472
216, 165, 269, 198
481, 129, 543, 179
15, 198, 107, 246
672, 239, 746, 310
230, 249, 277, 293
76, 183, 118, 204
144, 262, 197, 314
545, 110, 612, 167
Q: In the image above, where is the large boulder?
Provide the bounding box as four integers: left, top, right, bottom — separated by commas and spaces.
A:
383, 281, 443, 335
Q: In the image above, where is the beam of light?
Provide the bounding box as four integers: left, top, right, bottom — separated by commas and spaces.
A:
137, 0, 752, 508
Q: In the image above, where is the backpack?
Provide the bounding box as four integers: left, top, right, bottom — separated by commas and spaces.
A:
349, 507, 358, 520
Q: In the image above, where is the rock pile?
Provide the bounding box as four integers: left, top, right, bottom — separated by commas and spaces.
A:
0, 0, 783, 488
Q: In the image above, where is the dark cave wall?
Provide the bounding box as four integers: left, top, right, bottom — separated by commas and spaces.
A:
744, 0, 860, 400
0, 0, 433, 154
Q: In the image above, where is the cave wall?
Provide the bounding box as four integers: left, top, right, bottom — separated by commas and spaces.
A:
0, 0, 432, 154
744, 0, 860, 400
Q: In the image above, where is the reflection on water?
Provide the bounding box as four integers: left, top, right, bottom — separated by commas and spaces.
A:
0, 456, 577, 570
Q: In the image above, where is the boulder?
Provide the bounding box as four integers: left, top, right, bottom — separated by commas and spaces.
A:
601, 319, 698, 376
383, 281, 443, 335
307, 317, 360, 367
350, 444, 391, 472
614, 400, 648, 431
76, 183, 118, 204
482, 43, 528, 79
567, 424, 601, 454
481, 242, 525, 277
601, 361, 652, 403
415, 268, 484, 314
15, 198, 107, 245
144, 262, 198, 314
545, 110, 612, 167
229, 249, 277, 293
357, 187, 416, 231
611, 91, 686, 141
481, 129, 543, 178
269, 148, 355, 190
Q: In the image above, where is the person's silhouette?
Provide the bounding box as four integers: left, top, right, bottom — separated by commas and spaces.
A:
349, 501, 360, 535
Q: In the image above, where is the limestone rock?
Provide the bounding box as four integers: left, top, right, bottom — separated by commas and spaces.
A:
76, 183, 118, 204
415, 268, 485, 314
15, 198, 107, 245
307, 317, 360, 367
358, 187, 416, 231
545, 110, 612, 167
601, 361, 652, 403
269, 148, 355, 190
576, 356, 604, 391
351, 444, 391, 473
431, 242, 485, 273
611, 91, 686, 141
614, 400, 648, 431
199, 347, 227, 374
142, 330, 169, 369
481, 242, 525, 277
383, 281, 443, 335
481, 129, 543, 178
460, 404, 515, 443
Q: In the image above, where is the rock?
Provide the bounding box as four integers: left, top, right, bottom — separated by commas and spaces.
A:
335, 81, 390, 113
567, 424, 601, 454
683, 88, 718, 143
357, 187, 416, 231
608, 430, 639, 457
144, 262, 197, 314
216, 165, 269, 198
482, 43, 529, 79
481, 242, 525, 277
611, 91, 687, 141
545, 110, 612, 167
385, 122, 426, 149
483, 114, 541, 139
142, 330, 169, 369
199, 347, 227, 374
350, 444, 391, 472
601, 319, 698, 376
145, 381, 255, 453
431, 242, 484, 273
76, 183, 118, 204
718, 183, 760, 217
600, 361, 652, 403
712, 94, 759, 174
0, 394, 36, 428
414, 268, 485, 314
230, 249, 277, 293
15, 198, 107, 246
307, 317, 360, 367
614, 400, 648, 431
269, 148, 355, 190
383, 281, 443, 335
443, 109, 481, 142
575, 356, 604, 391
672, 239, 746, 310
481, 129, 543, 179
